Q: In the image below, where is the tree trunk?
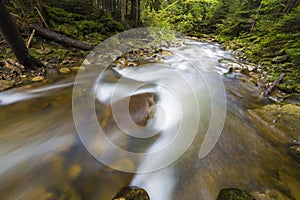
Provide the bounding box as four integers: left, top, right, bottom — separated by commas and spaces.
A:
131, 0, 136, 20
125, 0, 128, 16
137, 0, 140, 25
120, 0, 126, 21
0, 0, 43, 69
30, 24, 93, 51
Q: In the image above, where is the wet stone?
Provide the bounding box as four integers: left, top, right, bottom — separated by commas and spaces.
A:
289, 145, 300, 156
252, 189, 291, 200
0, 80, 14, 91
31, 76, 44, 82
46, 68, 57, 75
249, 104, 300, 139
59, 67, 71, 74
217, 188, 255, 200
112, 186, 150, 200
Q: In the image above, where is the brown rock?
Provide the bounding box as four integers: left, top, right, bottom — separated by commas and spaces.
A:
59, 67, 71, 74
0, 80, 14, 91
31, 76, 44, 82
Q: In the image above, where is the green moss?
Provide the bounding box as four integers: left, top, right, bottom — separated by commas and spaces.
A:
217, 188, 255, 200
252, 104, 300, 139
46, 6, 84, 24
113, 187, 149, 200
45, 0, 93, 15
55, 24, 79, 38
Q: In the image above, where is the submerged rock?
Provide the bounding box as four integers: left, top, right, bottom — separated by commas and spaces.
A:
251, 189, 291, 200
217, 188, 255, 200
112, 186, 150, 200
100, 92, 156, 132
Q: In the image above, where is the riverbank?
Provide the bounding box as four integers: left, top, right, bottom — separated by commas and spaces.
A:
0, 1, 123, 91
217, 35, 299, 101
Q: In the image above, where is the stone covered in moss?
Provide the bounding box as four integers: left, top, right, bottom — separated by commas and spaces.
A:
113, 186, 150, 200
217, 188, 255, 200
250, 104, 300, 139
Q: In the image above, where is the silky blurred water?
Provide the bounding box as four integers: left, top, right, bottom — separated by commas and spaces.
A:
0, 40, 299, 200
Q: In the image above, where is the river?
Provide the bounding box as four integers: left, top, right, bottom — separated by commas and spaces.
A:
0, 38, 299, 200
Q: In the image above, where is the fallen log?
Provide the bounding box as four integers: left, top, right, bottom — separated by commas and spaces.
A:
264, 72, 286, 95
30, 23, 93, 51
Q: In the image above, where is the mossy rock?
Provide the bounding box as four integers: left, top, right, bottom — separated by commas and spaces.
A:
217, 188, 255, 200
289, 145, 300, 156
250, 104, 300, 139
113, 186, 150, 200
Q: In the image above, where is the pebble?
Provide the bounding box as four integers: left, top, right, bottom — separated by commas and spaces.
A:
127, 61, 137, 67
68, 164, 82, 180
31, 76, 44, 82
83, 59, 91, 65
59, 67, 71, 74
71, 66, 85, 71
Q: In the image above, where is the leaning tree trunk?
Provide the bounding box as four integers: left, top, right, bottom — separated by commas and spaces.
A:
0, 0, 43, 69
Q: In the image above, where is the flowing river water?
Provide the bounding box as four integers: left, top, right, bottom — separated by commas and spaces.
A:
0, 39, 299, 200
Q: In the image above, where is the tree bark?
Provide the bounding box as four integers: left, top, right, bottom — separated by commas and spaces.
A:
30, 23, 93, 51
120, 0, 126, 21
131, 0, 136, 20
264, 73, 286, 95
0, 0, 43, 69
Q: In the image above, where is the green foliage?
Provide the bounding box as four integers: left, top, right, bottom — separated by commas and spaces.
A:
46, 6, 84, 23
212, 0, 300, 82
142, 0, 219, 33
276, 6, 300, 33
45, 0, 93, 15
45, 6, 123, 42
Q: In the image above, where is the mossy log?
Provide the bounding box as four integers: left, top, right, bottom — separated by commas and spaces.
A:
30, 23, 93, 51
